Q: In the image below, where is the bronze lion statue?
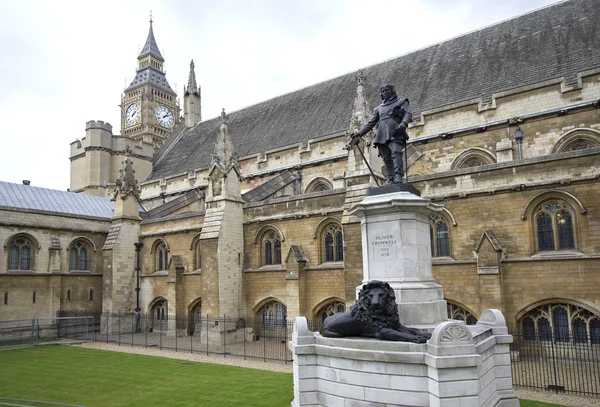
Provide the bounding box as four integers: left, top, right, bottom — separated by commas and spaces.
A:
321, 281, 431, 343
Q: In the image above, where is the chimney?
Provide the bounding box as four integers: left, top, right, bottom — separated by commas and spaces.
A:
22, 180, 31, 186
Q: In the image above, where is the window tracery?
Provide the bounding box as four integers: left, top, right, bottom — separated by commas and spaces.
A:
69, 240, 89, 271
263, 231, 282, 266
259, 300, 287, 328
446, 302, 477, 325
519, 303, 600, 344
8, 235, 33, 270
323, 224, 343, 262
429, 214, 450, 257
534, 200, 575, 252
153, 240, 169, 271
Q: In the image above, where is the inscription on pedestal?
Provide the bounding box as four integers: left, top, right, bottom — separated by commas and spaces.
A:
369, 230, 400, 263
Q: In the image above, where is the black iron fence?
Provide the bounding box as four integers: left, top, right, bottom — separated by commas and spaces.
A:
2, 314, 599, 397
0, 316, 94, 346
510, 330, 600, 396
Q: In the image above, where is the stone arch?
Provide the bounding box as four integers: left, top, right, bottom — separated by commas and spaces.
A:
187, 297, 202, 334
4, 233, 40, 271
68, 236, 97, 252
253, 297, 287, 333
252, 296, 287, 313
305, 177, 333, 193
252, 224, 285, 244
314, 217, 344, 263
515, 299, 600, 343
151, 238, 170, 271
189, 233, 202, 270
441, 208, 458, 226
515, 297, 599, 322
429, 210, 454, 258
3, 233, 40, 250
149, 237, 170, 253
551, 128, 600, 154
450, 147, 496, 170
67, 237, 95, 272
148, 296, 168, 311
254, 226, 284, 267
446, 299, 478, 324
521, 190, 586, 221
188, 232, 202, 250
313, 216, 343, 239
521, 190, 584, 253
312, 297, 346, 323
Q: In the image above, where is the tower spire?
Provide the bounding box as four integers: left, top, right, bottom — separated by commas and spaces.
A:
184, 59, 201, 127
138, 13, 164, 62
185, 60, 199, 96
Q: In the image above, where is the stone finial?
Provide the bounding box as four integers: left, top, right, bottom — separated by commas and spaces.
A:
185, 60, 199, 96
220, 108, 229, 124
354, 70, 365, 85
115, 157, 141, 198
348, 70, 373, 147
209, 108, 239, 178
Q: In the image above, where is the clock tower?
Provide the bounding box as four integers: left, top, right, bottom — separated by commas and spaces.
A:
121, 17, 180, 148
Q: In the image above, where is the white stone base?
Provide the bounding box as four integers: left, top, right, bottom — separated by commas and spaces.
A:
289, 310, 519, 407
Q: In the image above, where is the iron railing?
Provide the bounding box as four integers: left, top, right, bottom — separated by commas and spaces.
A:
510, 330, 600, 396
0, 316, 94, 346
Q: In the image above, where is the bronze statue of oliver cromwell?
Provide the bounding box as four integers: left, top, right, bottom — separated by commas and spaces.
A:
351, 84, 412, 184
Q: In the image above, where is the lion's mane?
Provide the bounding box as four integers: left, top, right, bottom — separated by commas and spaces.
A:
349, 281, 401, 332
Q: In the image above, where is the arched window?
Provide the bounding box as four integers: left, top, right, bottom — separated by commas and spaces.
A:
7, 235, 34, 271
316, 300, 346, 323
189, 233, 202, 271
518, 303, 600, 344
259, 300, 287, 328
323, 224, 343, 262
305, 177, 333, 194
450, 148, 496, 170
263, 231, 281, 266
446, 302, 477, 325
152, 300, 167, 321
551, 128, 600, 153
534, 201, 575, 252
153, 240, 169, 271
429, 214, 451, 257
69, 240, 90, 271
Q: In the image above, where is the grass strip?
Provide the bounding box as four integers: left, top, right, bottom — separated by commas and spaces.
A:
0, 346, 292, 407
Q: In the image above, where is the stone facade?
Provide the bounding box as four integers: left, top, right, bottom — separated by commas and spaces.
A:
1, 2, 599, 344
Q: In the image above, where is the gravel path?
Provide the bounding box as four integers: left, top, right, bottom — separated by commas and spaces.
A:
74, 342, 599, 406
74, 341, 292, 374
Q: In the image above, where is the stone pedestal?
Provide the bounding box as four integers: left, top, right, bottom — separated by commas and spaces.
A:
348, 191, 447, 326
290, 189, 519, 406
290, 310, 519, 407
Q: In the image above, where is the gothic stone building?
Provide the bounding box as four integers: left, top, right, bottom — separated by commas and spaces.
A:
1, 0, 600, 341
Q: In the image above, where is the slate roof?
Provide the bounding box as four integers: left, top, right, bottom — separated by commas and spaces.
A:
138, 21, 164, 62
126, 67, 176, 95
142, 188, 204, 219
148, 0, 600, 182
0, 181, 114, 219
242, 170, 296, 202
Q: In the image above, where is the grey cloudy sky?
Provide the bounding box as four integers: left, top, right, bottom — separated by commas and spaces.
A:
0, 0, 560, 191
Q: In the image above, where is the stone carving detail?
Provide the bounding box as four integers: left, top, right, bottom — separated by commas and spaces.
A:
115, 158, 140, 198
439, 325, 471, 344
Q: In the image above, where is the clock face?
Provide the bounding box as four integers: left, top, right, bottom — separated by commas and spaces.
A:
156, 105, 174, 128
125, 103, 140, 126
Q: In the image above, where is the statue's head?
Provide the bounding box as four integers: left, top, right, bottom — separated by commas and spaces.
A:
380, 84, 397, 102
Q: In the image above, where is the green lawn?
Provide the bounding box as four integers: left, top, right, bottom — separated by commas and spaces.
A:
520, 401, 565, 407
0, 346, 293, 407
0, 346, 568, 407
